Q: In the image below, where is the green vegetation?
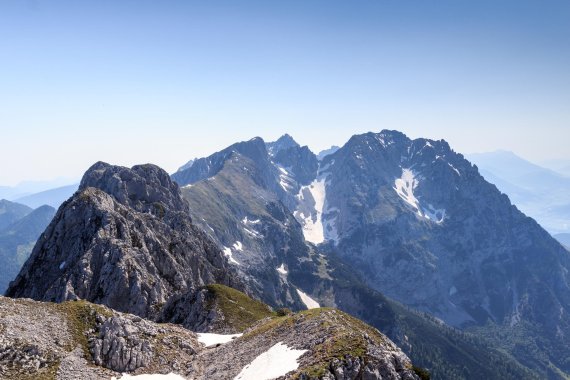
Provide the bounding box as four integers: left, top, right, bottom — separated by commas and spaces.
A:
54, 300, 112, 356
12, 361, 60, 380
389, 302, 541, 380
275, 307, 293, 316
204, 284, 276, 332
413, 365, 431, 380
153, 202, 166, 218
241, 307, 389, 379
468, 319, 570, 379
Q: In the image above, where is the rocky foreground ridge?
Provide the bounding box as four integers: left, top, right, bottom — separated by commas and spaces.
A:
0, 290, 420, 380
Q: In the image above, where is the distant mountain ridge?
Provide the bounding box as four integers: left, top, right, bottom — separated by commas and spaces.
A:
467, 150, 570, 235
0, 199, 32, 230
0, 178, 78, 201
0, 200, 55, 293
14, 184, 78, 209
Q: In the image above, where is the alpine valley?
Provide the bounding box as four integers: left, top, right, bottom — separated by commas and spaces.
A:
2, 130, 569, 380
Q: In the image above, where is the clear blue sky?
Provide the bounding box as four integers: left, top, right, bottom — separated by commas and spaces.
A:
1, 0, 569, 185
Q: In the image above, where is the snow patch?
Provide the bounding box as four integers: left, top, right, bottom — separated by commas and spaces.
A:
197, 333, 242, 347
242, 216, 260, 225
233, 241, 243, 251
393, 168, 446, 223
423, 204, 446, 223
296, 289, 320, 309
59, 261, 66, 270
243, 227, 261, 238
447, 162, 461, 176
234, 342, 307, 380
112, 374, 185, 380
295, 178, 326, 244
275, 164, 296, 192
223, 246, 240, 265
276, 263, 288, 275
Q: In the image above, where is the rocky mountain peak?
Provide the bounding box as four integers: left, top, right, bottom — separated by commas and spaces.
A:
266, 133, 300, 156
80, 161, 188, 214
7, 161, 237, 320
172, 137, 270, 187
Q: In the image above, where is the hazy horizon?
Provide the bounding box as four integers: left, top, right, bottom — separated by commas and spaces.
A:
1, 0, 569, 185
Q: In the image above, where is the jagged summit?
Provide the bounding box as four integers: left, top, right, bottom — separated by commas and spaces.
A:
317, 145, 340, 160
176, 158, 195, 173
172, 137, 269, 186
81, 161, 189, 214
266, 133, 299, 156
7, 162, 237, 320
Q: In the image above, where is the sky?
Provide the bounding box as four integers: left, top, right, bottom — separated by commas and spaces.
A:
1, 0, 569, 185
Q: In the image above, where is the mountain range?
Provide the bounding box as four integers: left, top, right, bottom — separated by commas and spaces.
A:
2, 161, 427, 380
0, 199, 55, 293
467, 150, 570, 237
3, 130, 570, 379
172, 130, 570, 379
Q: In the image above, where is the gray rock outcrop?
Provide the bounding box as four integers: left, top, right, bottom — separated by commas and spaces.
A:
6, 162, 239, 320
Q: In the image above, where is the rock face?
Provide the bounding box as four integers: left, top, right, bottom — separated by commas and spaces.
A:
0, 295, 421, 380
0, 296, 200, 379
6, 162, 238, 320
176, 138, 314, 310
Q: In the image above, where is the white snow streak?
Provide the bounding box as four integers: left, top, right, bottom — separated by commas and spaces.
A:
234, 342, 307, 380
447, 162, 461, 176
197, 333, 242, 347
242, 216, 260, 225
393, 169, 446, 223
296, 289, 320, 309
243, 227, 261, 238
223, 246, 240, 265
276, 263, 288, 275
423, 204, 446, 223
276, 165, 295, 191
112, 374, 185, 380
295, 178, 326, 244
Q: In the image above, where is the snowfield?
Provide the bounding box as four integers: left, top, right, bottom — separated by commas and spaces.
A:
234, 342, 307, 380
393, 168, 446, 223
276, 263, 288, 275
222, 246, 240, 265
112, 373, 185, 380
296, 289, 320, 309
295, 177, 327, 244
196, 332, 242, 347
